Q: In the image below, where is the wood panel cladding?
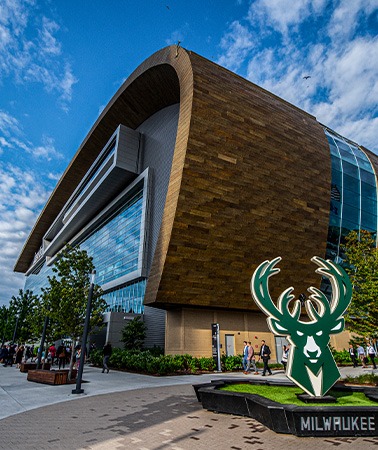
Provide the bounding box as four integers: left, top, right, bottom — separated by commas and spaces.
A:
16, 45, 333, 315
144, 50, 332, 311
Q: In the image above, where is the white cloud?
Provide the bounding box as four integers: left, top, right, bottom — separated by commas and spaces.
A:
217, 0, 378, 153
30, 135, 64, 161
0, 0, 77, 107
327, 0, 378, 41
39, 17, 62, 56
0, 110, 63, 160
217, 21, 254, 72
165, 23, 190, 46
47, 171, 62, 181
0, 164, 52, 305
248, 0, 327, 36
0, 110, 22, 137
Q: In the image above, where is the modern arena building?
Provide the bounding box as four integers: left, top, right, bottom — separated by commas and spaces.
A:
14, 46, 378, 361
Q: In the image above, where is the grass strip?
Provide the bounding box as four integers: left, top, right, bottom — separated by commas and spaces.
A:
220, 384, 378, 407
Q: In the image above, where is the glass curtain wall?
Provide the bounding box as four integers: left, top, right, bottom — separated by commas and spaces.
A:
25, 184, 146, 314
80, 186, 143, 286
325, 129, 377, 262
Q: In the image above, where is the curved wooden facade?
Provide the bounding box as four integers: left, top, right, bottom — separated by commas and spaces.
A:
16, 46, 333, 313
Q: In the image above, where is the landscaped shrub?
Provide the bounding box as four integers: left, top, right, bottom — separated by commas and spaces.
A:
90, 348, 286, 374
88, 349, 102, 366
331, 348, 352, 366
221, 354, 243, 371
342, 373, 378, 385
198, 357, 216, 371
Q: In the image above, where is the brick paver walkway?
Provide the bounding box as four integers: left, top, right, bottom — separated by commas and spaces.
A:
1, 384, 378, 449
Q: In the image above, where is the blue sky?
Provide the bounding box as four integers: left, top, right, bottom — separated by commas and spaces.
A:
0, 0, 377, 306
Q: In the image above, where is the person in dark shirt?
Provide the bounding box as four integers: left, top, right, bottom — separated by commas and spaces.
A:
102, 343, 112, 373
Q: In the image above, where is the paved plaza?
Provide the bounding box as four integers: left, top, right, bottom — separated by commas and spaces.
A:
1, 364, 378, 449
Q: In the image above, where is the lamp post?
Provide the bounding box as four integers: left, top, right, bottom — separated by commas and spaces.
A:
36, 314, 49, 369
72, 269, 96, 395
12, 314, 19, 344
1, 310, 8, 346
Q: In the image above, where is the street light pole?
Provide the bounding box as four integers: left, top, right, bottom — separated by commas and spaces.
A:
12, 314, 19, 344
36, 315, 49, 369
72, 269, 96, 395
1, 311, 8, 346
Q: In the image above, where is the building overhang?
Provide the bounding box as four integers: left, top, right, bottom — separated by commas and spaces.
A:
14, 46, 184, 273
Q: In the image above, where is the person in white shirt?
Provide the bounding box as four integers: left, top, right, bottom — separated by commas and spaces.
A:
366, 343, 377, 369
357, 345, 367, 367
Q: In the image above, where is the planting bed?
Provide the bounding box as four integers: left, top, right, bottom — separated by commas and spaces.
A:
194, 379, 378, 437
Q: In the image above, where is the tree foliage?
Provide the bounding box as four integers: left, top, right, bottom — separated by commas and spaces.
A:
8, 289, 40, 343
45, 244, 107, 342
41, 244, 107, 377
121, 316, 147, 350
343, 230, 378, 337
0, 305, 12, 344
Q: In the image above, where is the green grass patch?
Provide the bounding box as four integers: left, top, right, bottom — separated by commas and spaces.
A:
220, 384, 378, 407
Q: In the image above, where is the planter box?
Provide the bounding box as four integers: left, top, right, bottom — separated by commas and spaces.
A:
194, 379, 378, 437
27, 369, 68, 385
58, 369, 78, 380
20, 362, 51, 373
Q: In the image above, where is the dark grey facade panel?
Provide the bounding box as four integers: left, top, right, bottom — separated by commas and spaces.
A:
137, 103, 180, 274
143, 306, 166, 349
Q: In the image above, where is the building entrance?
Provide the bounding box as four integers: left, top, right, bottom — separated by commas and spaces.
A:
225, 334, 235, 356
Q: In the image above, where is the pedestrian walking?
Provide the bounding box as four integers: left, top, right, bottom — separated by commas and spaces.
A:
357, 344, 367, 367
281, 344, 289, 372
348, 344, 358, 368
259, 340, 272, 376
246, 341, 258, 374
242, 341, 249, 374
102, 343, 112, 373
367, 343, 377, 369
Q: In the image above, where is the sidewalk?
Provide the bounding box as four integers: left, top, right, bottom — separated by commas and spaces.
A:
0, 363, 374, 420
0, 366, 378, 450
0, 364, 377, 450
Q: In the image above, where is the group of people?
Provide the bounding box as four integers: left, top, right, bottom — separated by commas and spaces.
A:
242, 339, 286, 376
0, 344, 34, 367
242, 339, 377, 376
349, 342, 377, 369
47, 343, 89, 370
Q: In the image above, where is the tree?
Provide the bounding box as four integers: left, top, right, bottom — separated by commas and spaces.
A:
0, 305, 12, 345
121, 316, 147, 350
8, 289, 39, 343
343, 230, 378, 338
45, 244, 107, 378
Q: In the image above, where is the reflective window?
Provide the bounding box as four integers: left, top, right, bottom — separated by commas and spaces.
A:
24, 183, 146, 315
80, 185, 144, 286
102, 279, 146, 313
324, 130, 377, 266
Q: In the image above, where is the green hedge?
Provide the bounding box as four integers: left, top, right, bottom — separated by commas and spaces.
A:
331, 348, 354, 366
89, 346, 363, 375
89, 349, 253, 375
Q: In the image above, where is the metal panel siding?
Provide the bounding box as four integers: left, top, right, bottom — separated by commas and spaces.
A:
143, 305, 166, 348
137, 103, 180, 273
116, 126, 140, 173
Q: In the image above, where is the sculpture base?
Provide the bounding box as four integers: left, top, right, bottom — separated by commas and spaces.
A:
194, 379, 378, 437
296, 393, 337, 403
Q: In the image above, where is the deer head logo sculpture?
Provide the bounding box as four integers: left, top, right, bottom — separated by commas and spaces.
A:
251, 256, 352, 397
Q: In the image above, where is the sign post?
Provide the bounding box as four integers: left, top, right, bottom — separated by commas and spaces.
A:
211, 323, 222, 372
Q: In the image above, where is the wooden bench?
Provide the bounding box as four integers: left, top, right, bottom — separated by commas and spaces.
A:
27, 368, 78, 385
27, 369, 68, 385
20, 362, 51, 373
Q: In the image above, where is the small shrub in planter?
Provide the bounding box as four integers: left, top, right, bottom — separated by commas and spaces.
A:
198, 357, 216, 371
221, 355, 243, 371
